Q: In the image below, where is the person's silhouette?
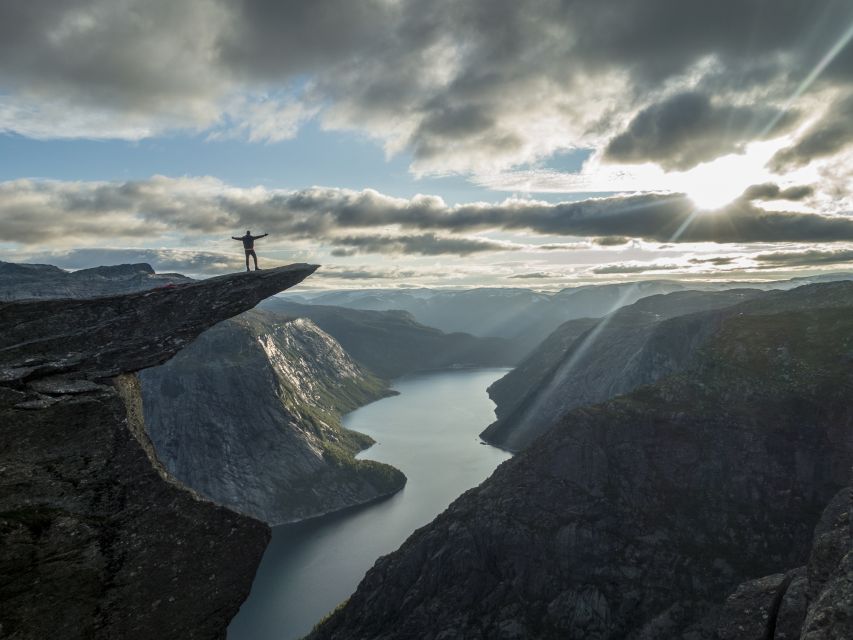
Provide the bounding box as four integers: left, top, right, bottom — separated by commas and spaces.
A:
232, 230, 268, 271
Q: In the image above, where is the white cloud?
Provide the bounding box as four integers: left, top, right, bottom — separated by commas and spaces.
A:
1, 0, 852, 183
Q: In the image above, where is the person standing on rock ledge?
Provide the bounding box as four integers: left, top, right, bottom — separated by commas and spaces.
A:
232, 230, 269, 272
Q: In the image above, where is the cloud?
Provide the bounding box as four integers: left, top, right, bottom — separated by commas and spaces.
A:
3, 178, 853, 252
740, 182, 814, 202
591, 262, 683, 275
768, 95, 853, 170
592, 236, 632, 246
328, 233, 520, 256
315, 265, 436, 281
0, 0, 234, 138
689, 256, 737, 266
509, 271, 564, 279
603, 92, 796, 170
16, 246, 454, 283
754, 248, 853, 268
1, 0, 852, 176
22, 248, 258, 275
538, 242, 592, 251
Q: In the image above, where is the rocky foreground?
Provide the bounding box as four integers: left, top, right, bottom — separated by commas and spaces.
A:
310, 281, 853, 640
0, 265, 316, 640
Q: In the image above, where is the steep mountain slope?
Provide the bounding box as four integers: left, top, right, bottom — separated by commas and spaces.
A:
0, 261, 190, 300
309, 281, 853, 640
483, 288, 764, 450
486, 316, 600, 426
261, 298, 525, 378
0, 265, 315, 640
140, 310, 405, 524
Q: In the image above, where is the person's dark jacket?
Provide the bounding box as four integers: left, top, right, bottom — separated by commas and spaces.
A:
232, 233, 267, 250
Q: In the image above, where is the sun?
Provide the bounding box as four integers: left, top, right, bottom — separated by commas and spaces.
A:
683, 180, 747, 211
673, 141, 786, 210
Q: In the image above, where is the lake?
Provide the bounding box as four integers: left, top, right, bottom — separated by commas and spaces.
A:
228, 368, 512, 640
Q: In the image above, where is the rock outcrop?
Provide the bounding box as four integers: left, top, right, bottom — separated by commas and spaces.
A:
711, 486, 852, 640
0, 265, 316, 640
309, 282, 853, 640
0, 261, 191, 301
140, 310, 405, 524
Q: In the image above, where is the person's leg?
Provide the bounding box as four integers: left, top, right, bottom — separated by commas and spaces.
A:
245, 251, 251, 272
251, 250, 259, 270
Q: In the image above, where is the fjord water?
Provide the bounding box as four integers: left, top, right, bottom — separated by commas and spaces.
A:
228, 368, 512, 640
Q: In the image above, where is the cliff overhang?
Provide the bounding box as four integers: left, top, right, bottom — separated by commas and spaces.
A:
0, 264, 318, 640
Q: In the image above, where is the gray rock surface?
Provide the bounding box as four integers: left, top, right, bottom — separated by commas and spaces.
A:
0, 264, 316, 640
308, 282, 853, 640
0, 264, 318, 382
140, 311, 405, 524
708, 485, 852, 640
787, 486, 852, 640
0, 261, 191, 300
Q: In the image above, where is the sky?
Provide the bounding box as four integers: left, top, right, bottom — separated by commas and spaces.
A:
1, 0, 852, 289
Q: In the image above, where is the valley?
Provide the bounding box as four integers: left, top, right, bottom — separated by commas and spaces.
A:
228, 368, 511, 640
2, 261, 851, 640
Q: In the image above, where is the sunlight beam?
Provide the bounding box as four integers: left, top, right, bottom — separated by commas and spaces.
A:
758, 19, 853, 139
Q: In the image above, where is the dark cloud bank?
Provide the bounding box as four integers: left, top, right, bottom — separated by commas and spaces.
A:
1, 0, 851, 173
604, 92, 797, 170
3, 179, 852, 252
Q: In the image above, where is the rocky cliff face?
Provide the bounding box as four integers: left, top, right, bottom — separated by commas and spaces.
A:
139, 310, 405, 524
483, 288, 764, 450
0, 265, 316, 640
711, 486, 853, 640
309, 281, 853, 640
0, 261, 191, 300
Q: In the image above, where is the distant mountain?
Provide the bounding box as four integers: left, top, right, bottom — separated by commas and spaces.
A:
260, 298, 527, 378
289, 284, 683, 352
0, 261, 191, 300
308, 280, 853, 640
140, 311, 404, 524
288, 274, 853, 354
482, 288, 765, 450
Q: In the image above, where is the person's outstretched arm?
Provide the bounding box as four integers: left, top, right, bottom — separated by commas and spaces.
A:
254, 233, 268, 239
231, 236, 241, 240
